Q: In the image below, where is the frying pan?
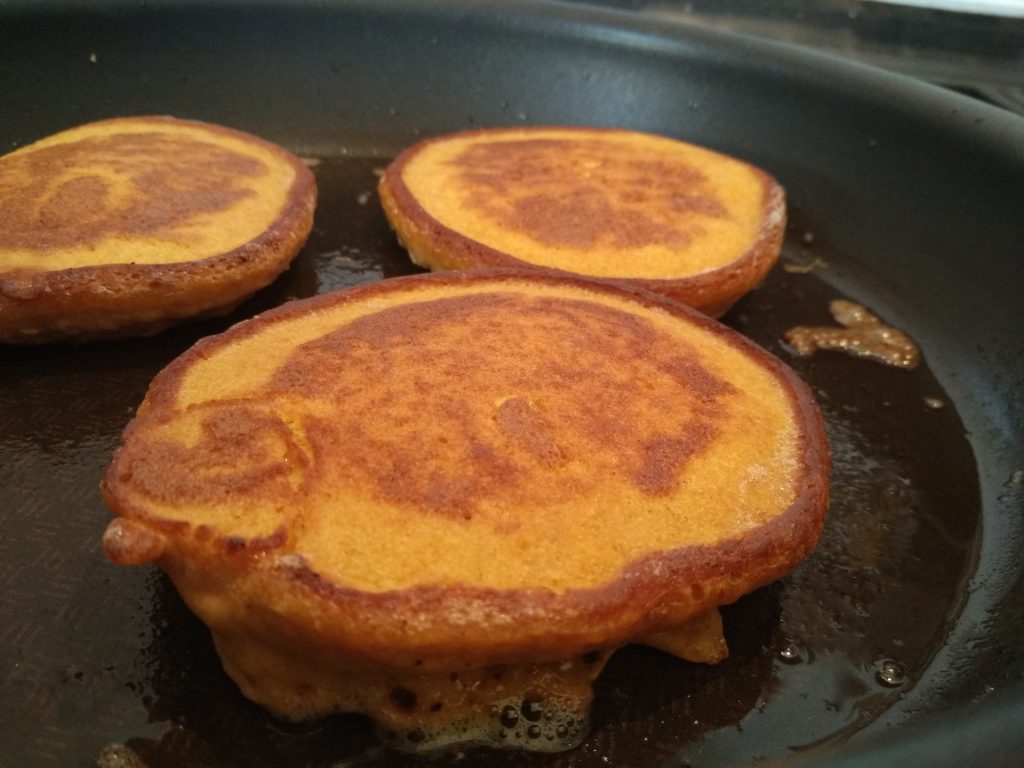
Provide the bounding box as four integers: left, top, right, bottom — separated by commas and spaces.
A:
2, 1, 1022, 766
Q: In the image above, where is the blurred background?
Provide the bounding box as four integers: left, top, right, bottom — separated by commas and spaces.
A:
565, 0, 1024, 114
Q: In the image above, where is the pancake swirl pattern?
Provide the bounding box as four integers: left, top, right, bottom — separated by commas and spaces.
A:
102, 270, 829, 751
380, 127, 785, 317
0, 116, 315, 342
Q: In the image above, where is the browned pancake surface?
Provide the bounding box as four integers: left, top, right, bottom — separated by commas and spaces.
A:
0, 132, 263, 252
261, 293, 734, 513
448, 137, 729, 251
0, 116, 316, 342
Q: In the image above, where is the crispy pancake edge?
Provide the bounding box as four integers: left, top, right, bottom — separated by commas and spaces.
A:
101, 268, 829, 665
378, 126, 786, 318
0, 116, 317, 343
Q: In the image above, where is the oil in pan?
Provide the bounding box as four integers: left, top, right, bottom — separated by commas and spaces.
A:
0, 156, 981, 768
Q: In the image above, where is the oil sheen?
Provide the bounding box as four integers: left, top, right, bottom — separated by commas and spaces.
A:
0, 156, 981, 768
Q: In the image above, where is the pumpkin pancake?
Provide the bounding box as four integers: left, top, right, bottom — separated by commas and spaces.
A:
379, 126, 785, 316
101, 269, 828, 752
0, 116, 316, 343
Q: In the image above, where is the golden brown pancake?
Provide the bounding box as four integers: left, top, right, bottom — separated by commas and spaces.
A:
0, 116, 316, 343
101, 269, 828, 752
379, 127, 785, 317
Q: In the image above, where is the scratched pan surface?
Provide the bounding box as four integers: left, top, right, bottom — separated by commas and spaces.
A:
1, 2, 1023, 767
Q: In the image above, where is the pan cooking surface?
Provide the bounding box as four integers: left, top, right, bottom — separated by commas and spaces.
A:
2, 1, 1023, 765
0, 156, 985, 767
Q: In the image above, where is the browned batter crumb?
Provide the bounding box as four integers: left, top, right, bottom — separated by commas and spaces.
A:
784, 299, 920, 370
782, 256, 827, 274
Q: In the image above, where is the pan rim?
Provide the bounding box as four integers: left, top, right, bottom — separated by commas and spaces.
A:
2, 1, 1022, 765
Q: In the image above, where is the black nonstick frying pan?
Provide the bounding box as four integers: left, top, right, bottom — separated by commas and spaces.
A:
2, 2, 1023, 766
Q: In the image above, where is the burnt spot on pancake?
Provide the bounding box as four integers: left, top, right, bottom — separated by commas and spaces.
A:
254, 293, 737, 518
0, 132, 266, 251
447, 138, 728, 250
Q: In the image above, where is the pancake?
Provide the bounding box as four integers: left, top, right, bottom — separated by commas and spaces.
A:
0, 116, 316, 343
379, 126, 785, 316
100, 269, 829, 752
